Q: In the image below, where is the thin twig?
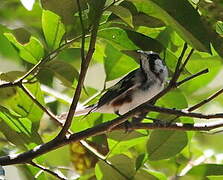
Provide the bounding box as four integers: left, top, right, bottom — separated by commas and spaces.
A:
178, 48, 194, 74
29, 161, 67, 180
176, 68, 209, 87
188, 87, 223, 112
170, 43, 188, 84
77, 0, 86, 62
57, 2, 106, 138
19, 83, 60, 122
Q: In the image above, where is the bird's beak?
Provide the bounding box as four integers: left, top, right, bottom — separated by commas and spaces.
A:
137, 50, 147, 60
137, 50, 145, 54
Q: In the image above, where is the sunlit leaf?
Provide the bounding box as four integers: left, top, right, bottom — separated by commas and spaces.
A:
98, 27, 137, 50
42, 10, 65, 50
216, 21, 223, 36
0, 25, 19, 60
98, 27, 163, 52
104, 43, 138, 81
4, 31, 44, 64
1, 71, 44, 131
0, 106, 42, 148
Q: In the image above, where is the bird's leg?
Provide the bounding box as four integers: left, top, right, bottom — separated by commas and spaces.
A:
144, 116, 168, 127
115, 111, 132, 133
132, 112, 148, 123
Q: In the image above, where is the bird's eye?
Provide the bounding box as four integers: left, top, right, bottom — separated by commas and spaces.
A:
159, 69, 164, 73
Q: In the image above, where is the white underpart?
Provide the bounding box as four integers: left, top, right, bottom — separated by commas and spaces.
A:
114, 82, 163, 115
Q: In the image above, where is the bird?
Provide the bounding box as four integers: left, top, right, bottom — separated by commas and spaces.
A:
67, 50, 168, 118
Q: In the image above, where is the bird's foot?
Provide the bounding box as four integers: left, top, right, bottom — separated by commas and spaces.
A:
122, 121, 133, 133
153, 119, 173, 127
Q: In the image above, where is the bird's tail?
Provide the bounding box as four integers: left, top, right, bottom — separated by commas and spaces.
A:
57, 105, 96, 120
74, 105, 96, 116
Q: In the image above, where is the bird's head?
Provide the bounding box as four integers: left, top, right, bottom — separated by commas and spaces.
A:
137, 50, 168, 83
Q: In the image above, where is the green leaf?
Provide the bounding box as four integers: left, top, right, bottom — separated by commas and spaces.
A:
108, 1, 164, 28
0, 72, 19, 101
135, 153, 148, 171
134, 169, 163, 180
147, 130, 188, 160
131, 0, 211, 53
0, 25, 19, 60
88, 0, 106, 26
107, 130, 147, 156
208, 176, 223, 180
1, 71, 44, 131
42, 10, 65, 50
71, 113, 102, 133
133, 13, 165, 28
125, 29, 163, 52
216, 21, 223, 36
44, 60, 79, 87
4, 32, 44, 64
158, 89, 188, 109
7, 85, 44, 130
41, 0, 85, 25
95, 155, 135, 180
104, 43, 138, 81
98, 27, 137, 50
185, 164, 223, 179
107, 5, 134, 28
98, 27, 163, 52
0, 106, 42, 148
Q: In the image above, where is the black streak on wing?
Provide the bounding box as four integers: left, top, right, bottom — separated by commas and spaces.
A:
96, 69, 138, 108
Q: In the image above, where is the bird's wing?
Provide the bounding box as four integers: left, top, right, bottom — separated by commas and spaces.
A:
96, 69, 139, 108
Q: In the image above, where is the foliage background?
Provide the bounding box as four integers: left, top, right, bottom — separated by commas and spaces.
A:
1, 0, 223, 179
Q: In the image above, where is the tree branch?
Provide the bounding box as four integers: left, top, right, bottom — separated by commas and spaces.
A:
1, 107, 223, 166
178, 48, 194, 74
19, 83, 60, 123
170, 43, 188, 85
